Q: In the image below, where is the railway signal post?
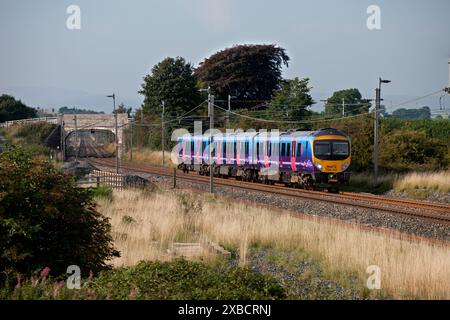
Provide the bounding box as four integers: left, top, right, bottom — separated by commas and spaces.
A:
374, 78, 391, 186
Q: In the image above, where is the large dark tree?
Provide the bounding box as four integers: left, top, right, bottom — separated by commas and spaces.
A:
0, 94, 37, 122
139, 57, 202, 118
194, 44, 290, 102
324, 89, 371, 116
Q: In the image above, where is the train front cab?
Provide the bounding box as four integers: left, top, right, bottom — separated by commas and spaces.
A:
311, 132, 351, 191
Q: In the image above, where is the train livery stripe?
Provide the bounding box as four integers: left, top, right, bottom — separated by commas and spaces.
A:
291, 138, 296, 170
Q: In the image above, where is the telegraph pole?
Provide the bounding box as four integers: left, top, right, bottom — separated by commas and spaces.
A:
446, 58, 450, 94
209, 89, 214, 193
129, 120, 133, 161
227, 94, 231, 129
114, 96, 119, 174
60, 116, 65, 161
140, 108, 144, 148
107, 93, 119, 174
342, 98, 345, 117
161, 101, 165, 166
74, 115, 78, 161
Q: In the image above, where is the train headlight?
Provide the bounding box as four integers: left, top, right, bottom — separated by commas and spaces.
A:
314, 162, 323, 171
341, 162, 350, 171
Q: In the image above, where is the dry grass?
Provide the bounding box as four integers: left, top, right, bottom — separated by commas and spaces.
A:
97, 189, 450, 299
123, 148, 175, 168
394, 171, 450, 193
350, 171, 397, 186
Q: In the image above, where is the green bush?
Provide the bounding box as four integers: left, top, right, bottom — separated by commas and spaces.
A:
91, 185, 113, 200
382, 118, 450, 146
0, 146, 119, 283
318, 117, 450, 172
15, 123, 56, 145
379, 130, 448, 171
2, 122, 57, 157
1, 259, 286, 300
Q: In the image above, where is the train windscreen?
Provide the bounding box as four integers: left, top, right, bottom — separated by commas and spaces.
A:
314, 140, 349, 160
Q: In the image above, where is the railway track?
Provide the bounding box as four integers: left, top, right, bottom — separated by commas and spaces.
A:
86, 158, 450, 226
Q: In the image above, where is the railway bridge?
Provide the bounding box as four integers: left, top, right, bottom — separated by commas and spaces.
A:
59, 114, 129, 159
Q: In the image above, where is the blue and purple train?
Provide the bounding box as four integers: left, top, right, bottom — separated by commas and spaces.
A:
176, 128, 351, 191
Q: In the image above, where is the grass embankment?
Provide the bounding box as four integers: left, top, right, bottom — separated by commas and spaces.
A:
0, 123, 56, 158
123, 148, 175, 168
3, 187, 449, 300
95, 189, 449, 299
346, 170, 450, 199
393, 171, 450, 196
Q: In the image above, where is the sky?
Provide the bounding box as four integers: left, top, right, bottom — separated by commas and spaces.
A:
1, 0, 449, 113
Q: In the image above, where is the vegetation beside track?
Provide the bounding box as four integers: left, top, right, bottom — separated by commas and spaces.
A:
0, 122, 56, 158
1, 143, 449, 300
92, 188, 448, 299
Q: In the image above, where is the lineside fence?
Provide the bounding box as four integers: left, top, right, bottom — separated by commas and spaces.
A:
77, 170, 149, 190
0, 117, 58, 128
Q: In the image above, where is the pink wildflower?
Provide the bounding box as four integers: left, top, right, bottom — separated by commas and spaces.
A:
40, 267, 51, 280
53, 280, 65, 298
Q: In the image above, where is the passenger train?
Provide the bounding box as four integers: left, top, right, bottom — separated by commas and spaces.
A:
176, 128, 351, 192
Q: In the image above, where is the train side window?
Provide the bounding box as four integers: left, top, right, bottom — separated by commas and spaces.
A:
286, 143, 291, 157
296, 143, 301, 157
245, 141, 249, 157
281, 143, 286, 157
222, 142, 226, 158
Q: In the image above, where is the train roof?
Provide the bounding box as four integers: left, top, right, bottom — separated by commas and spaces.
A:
180, 128, 348, 140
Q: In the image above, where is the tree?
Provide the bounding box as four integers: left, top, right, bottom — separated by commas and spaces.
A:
0, 95, 37, 122
266, 77, 315, 121
139, 57, 202, 118
114, 103, 132, 117
324, 89, 370, 116
194, 44, 289, 102
392, 106, 431, 120
0, 147, 119, 279
318, 116, 374, 172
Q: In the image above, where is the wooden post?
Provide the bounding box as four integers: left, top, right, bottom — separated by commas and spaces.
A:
173, 168, 176, 188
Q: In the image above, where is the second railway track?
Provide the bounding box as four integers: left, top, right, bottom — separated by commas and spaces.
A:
86, 158, 450, 226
